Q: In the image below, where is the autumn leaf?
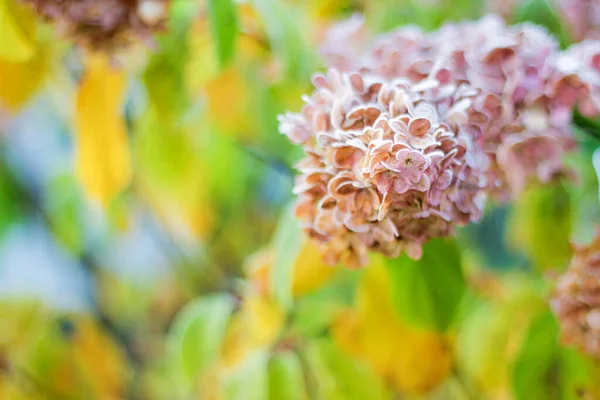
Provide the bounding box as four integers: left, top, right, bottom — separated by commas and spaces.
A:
17, 315, 128, 399
245, 237, 338, 300
332, 256, 453, 395
186, 15, 220, 92
0, 0, 35, 62
0, 46, 49, 112
205, 67, 254, 136
70, 318, 129, 398
75, 55, 132, 205
0, 0, 48, 112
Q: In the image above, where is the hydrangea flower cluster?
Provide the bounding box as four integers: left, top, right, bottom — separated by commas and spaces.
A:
280, 70, 492, 266
281, 15, 600, 266
551, 234, 600, 359
19, 0, 169, 50
322, 15, 600, 198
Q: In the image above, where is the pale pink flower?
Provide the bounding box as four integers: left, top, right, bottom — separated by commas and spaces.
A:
285, 15, 600, 266
320, 15, 600, 199
320, 14, 371, 73
280, 70, 490, 267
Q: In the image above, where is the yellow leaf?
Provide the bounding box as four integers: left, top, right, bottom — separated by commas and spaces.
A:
0, 376, 44, 400
218, 290, 284, 370
0, 0, 47, 112
246, 238, 338, 299
199, 290, 284, 399
243, 291, 285, 347
291, 239, 337, 296
332, 258, 453, 395
186, 16, 220, 91
205, 67, 253, 136
0, 0, 35, 62
75, 55, 132, 205
72, 318, 129, 398
0, 300, 46, 356
0, 41, 49, 112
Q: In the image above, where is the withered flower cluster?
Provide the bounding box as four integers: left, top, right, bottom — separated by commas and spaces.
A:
19, 0, 170, 50
280, 71, 493, 266
280, 15, 600, 266
551, 234, 600, 359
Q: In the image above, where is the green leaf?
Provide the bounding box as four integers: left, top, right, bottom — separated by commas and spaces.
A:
224, 350, 269, 400
385, 238, 466, 331
168, 293, 236, 393
514, 0, 570, 47
512, 311, 563, 400
268, 350, 308, 400
251, 0, 315, 80
44, 175, 84, 254
143, 0, 197, 119
507, 184, 572, 271
269, 204, 303, 310
0, 159, 26, 239
207, 0, 238, 67
303, 338, 390, 400
594, 149, 600, 203
559, 347, 599, 400
289, 268, 360, 337
455, 275, 546, 391
289, 297, 342, 337
573, 108, 600, 142
512, 309, 600, 399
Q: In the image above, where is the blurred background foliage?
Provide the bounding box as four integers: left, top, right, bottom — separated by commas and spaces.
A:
0, 0, 600, 399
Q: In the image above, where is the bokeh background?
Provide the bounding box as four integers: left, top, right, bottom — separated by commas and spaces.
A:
1, 0, 600, 399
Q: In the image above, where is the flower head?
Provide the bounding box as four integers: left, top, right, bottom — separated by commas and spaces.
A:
283, 15, 600, 266
321, 15, 600, 198
551, 233, 600, 359
279, 70, 491, 266
20, 0, 170, 50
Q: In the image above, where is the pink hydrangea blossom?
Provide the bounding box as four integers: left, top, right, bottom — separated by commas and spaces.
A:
279, 70, 491, 266
322, 15, 600, 198
282, 15, 600, 266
